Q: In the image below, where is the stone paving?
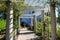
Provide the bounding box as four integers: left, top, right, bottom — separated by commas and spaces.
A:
17, 28, 41, 40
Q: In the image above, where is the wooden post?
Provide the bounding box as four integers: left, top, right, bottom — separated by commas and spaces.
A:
30, 17, 33, 30
33, 15, 37, 33
41, 10, 45, 40
50, 3, 57, 40
17, 16, 21, 34
6, 1, 13, 40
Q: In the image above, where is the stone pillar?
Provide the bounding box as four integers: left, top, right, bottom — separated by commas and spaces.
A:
6, 1, 13, 40
41, 10, 45, 40
33, 15, 37, 32
50, 3, 57, 40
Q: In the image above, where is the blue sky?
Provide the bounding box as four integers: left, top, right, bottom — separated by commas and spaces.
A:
24, 0, 45, 6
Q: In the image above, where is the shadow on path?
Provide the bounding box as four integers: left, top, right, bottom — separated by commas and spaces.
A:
29, 36, 42, 40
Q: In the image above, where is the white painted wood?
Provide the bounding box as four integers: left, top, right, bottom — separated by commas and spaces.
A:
33, 15, 37, 33
7, 9, 13, 40
19, 17, 33, 18
18, 16, 20, 32
30, 18, 33, 30
6, 1, 13, 40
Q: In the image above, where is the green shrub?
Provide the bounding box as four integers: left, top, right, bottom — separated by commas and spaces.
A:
36, 21, 42, 36
0, 19, 6, 31
57, 27, 60, 40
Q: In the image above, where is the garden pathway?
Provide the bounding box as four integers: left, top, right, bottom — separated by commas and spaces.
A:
17, 28, 41, 40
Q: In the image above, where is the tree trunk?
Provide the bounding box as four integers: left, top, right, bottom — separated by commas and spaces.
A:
50, 3, 57, 40
6, 1, 13, 40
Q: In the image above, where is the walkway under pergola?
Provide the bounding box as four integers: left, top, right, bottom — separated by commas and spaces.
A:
5, 0, 59, 40
16, 28, 41, 40
6, 4, 45, 40
13, 10, 44, 40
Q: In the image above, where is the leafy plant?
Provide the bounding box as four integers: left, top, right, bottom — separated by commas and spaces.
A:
57, 27, 60, 40
0, 18, 6, 31
36, 20, 42, 36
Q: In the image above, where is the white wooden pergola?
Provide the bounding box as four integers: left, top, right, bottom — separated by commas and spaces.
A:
18, 14, 37, 32
4, 0, 60, 40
